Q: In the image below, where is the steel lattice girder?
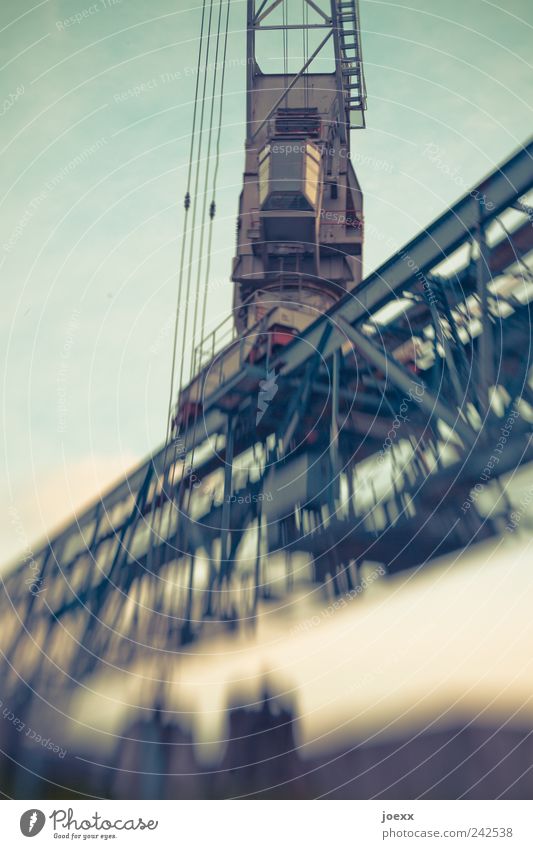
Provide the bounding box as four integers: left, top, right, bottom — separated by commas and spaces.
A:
275, 137, 533, 377
2, 138, 533, 628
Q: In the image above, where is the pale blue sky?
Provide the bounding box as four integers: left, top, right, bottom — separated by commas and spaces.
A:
1, 0, 532, 563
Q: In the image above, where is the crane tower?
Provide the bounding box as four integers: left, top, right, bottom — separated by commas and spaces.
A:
232, 0, 367, 333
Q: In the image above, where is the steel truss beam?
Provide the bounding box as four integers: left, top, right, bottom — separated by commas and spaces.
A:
2, 138, 532, 585
2, 139, 533, 695
335, 316, 475, 446
277, 137, 533, 377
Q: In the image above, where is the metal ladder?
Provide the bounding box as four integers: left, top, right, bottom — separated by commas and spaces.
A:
336, 0, 367, 127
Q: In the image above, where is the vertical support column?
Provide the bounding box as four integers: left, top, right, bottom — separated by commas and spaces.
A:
181, 553, 196, 644
329, 348, 340, 469
347, 462, 356, 518
329, 348, 341, 511
220, 416, 235, 580
476, 198, 493, 416
424, 279, 465, 411
246, 0, 256, 141
330, 0, 348, 145
253, 507, 263, 617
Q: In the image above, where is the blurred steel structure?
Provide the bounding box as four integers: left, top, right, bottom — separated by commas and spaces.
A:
1, 0, 533, 799
3, 136, 533, 692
